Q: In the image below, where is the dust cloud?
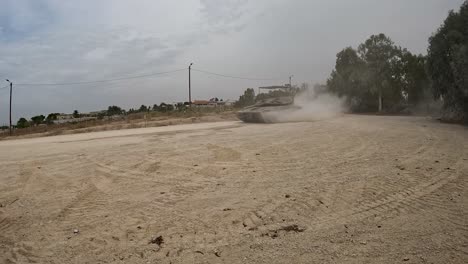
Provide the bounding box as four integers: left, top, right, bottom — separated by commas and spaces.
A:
264, 89, 346, 123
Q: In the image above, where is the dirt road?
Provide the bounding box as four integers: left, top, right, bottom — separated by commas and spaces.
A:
0, 115, 467, 263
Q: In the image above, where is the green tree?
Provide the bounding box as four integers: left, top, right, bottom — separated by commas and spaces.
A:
235, 88, 256, 107
152, 104, 159, 112
31, 115, 45, 126
327, 34, 428, 112
45, 113, 59, 124
138, 105, 148, 112
72, 110, 80, 118
17, 118, 30, 128
159, 103, 168, 112
175, 102, 186, 111
107, 105, 124, 116
398, 51, 430, 105
357, 34, 402, 111
327, 47, 374, 111
46, 113, 59, 120
427, 1, 468, 122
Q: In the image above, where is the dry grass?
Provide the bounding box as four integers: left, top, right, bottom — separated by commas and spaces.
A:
0, 108, 238, 140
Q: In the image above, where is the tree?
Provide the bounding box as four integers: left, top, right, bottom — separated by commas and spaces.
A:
45, 113, 59, 124
17, 118, 30, 128
156, 103, 174, 112
327, 47, 373, 111
357, 34, 401, 111
327, 34, 428, 112
235, 88, 256, 107
427, 1, 468, 122
159, 103, 168, 112
175, 102, 186, 111
398, 51, 430, 105
97, 112, 106, 120
31, 115, 45, 126
138, 105, 148, 112
152, 104, 159, 112
73, 110, 80, 118
107, 105, 124, 116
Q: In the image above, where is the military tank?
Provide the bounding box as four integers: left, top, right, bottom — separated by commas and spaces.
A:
237, 95, 300, 123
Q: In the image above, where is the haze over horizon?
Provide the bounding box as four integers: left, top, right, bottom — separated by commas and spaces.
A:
0, 0, 464, 123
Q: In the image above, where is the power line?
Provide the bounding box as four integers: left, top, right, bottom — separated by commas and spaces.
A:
15, 68, 186, 86
8, 67, 283, 87
192, 68, 282, 81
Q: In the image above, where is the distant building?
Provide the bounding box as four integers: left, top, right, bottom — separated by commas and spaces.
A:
56, 113, 74, 120
192, 100, 212, 107
86, 110, 107, 117
192, 98, 233, 108
54, 113, 98, 124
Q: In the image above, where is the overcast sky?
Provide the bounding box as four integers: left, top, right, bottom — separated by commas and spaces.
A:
0, 0, 464, 123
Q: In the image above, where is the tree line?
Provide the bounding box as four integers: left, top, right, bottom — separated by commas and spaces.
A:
327, 1, 467, 122
427, 1, 468, 122
15, 102, 193, 128
326, 33, 429, 113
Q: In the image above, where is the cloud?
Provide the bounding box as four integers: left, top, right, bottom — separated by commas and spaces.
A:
199, 0, 250, 33
0, 0, 56, 41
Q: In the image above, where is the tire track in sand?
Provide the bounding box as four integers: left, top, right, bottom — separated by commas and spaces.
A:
242, 157, 464, 235
241, 124, 465, 236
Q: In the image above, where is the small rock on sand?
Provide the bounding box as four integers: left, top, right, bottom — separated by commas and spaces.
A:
150, 235, 164, 246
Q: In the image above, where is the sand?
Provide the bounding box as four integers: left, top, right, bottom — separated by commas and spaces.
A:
0, 115, 467, 263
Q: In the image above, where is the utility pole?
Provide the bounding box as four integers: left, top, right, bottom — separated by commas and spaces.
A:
5, 79, 12, 135
188, 63, 193, 106
289, 75, 294, 96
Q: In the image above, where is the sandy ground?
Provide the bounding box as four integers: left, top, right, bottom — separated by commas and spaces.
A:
0, 115, 467, 263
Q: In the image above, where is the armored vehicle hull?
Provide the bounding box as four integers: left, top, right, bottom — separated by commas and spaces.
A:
237, 96, 300, 123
